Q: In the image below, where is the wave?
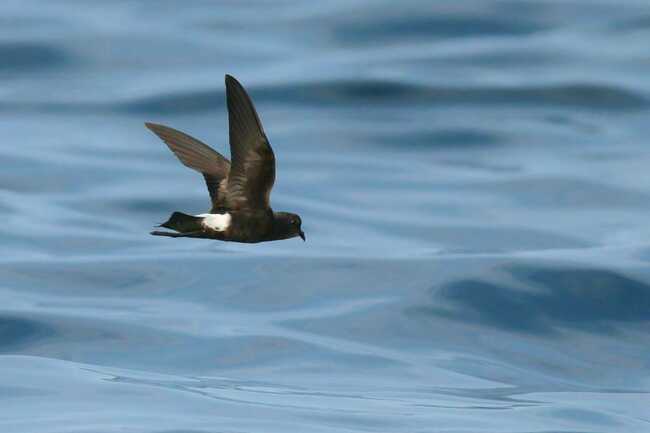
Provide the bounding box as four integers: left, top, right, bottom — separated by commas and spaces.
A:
0, 42, 71, 73
1, 80, 646, 115
430, 266, 650, 335
474, 177, 650, 209
0, 316, 53, 351
377, 128, 506, 149
251, 81, 648, 110
119, 89, 224, 114
331, 14, 546, 44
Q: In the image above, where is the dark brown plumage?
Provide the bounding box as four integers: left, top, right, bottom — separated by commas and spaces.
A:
146, 75, 304, 243
143, 123, 230, 211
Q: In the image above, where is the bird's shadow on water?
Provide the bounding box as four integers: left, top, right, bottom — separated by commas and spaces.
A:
416, 265, 650, 336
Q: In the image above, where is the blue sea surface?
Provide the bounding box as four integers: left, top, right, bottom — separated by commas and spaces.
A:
1, 1, 650, 432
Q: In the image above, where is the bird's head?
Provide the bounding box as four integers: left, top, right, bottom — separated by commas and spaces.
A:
274, 212, 305, 241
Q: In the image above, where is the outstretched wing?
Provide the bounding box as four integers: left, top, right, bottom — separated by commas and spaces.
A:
145, 122, 230, 210
224, 75, 275, 210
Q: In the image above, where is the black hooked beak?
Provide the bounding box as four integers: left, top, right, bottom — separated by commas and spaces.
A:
299, 230, 306, 241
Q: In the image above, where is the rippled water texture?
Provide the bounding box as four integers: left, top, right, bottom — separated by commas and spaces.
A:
1, 1, 650, 432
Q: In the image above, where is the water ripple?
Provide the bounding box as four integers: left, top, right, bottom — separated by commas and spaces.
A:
0, 42, 71, 73
431, 266, 650, 335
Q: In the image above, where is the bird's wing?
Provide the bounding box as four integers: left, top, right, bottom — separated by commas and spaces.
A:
224, 75, 275, 210
145, 122, 230, 210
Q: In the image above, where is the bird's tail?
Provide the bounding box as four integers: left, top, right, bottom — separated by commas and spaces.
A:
157, 211, 203, 233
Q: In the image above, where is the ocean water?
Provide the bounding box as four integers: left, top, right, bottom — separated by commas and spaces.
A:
1, 0, 650, 432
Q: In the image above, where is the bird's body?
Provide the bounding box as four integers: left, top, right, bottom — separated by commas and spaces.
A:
146, 75, 305, 243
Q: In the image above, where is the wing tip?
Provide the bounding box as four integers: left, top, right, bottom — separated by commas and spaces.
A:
145, 122, 163, 132
225, 74, 247, 94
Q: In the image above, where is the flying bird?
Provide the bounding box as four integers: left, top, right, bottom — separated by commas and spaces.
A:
146, 75, 305, 243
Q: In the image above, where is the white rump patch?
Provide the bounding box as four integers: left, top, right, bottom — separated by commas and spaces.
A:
197, 213, 231, 232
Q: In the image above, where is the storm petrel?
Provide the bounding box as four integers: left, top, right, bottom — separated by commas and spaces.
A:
146, 75, 305, 243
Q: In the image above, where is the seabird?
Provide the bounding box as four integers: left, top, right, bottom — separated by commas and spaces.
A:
146, 75, 305, 243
